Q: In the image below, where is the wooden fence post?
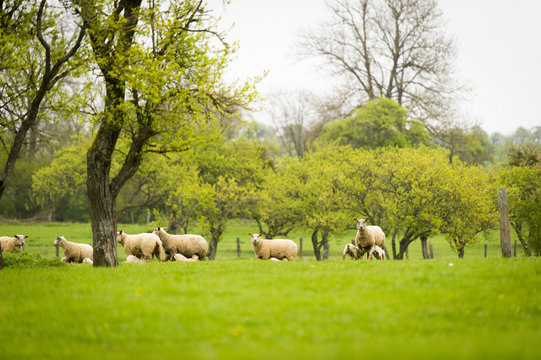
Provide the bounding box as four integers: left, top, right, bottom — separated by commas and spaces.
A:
236, 237, 241, 258
56, 243, 60, 258
405, 246, 409, 259
484, 244, 488, 258
0, 242, 4, 270
514, 239, 517, 257
429, 242, 434, 259
299, 238, 303, 258
498, 188, 513, 258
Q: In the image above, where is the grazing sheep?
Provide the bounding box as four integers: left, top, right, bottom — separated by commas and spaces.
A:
125, 255, 146, 263
152, 227, 207, 261
53, 236, 93, 263
354, 218, 386, 260
82, 258, 93, 264
171, 253, 199, 262
116, 230, 164, 262
0, 235, 28, 253
249, 233, 297, 261
342, 243, 364, 260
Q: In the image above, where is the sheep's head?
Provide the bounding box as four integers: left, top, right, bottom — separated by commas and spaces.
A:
249, 233, 263, 245
153, 227, 166, 235
13, 234, 27, 248
116, 231, 125, 245
355, 218, 370, 230
53, 236, 64, 246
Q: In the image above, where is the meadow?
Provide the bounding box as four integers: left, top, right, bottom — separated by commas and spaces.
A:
1, 221, 540, 359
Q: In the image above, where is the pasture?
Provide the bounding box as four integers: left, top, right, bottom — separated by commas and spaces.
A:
1, 221, 540, 359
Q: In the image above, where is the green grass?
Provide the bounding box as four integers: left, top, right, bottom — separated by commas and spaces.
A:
0, 256, 540, 359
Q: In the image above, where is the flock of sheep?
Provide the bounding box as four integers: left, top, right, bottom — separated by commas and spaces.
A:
0, 218, 388, 263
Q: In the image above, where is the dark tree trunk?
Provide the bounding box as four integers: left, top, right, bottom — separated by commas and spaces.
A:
322, 230, 330, 260
208, 237, 218, 260
311, 229, 321, 261
87, 121, 122, 267
457, 245, 465, 258
391, 232, 397, 259
420, 235, 429, 259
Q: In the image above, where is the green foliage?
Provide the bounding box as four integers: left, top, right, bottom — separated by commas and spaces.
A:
0, 158, 43, 218
318, 98, 430, 149
2, 251, 66, 268
499, 165, 541, 255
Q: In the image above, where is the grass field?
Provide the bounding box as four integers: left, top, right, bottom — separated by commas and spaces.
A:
1, 222, 540, 359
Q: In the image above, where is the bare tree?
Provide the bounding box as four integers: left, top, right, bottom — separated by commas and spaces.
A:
299, 0, 462, 133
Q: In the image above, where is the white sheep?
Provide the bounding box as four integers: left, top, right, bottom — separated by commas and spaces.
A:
341, 243, 364, 260
249, 233, 297, 261
153, 227, 208, 261
82, 258, 93, 264
125, 255, 146, 263
171, 253, 199, 262
53, 236, 93, 263
372, 245, 386, 260
354, 218, 386, 260
0, 235, 27, 253
116, 230, 164, 262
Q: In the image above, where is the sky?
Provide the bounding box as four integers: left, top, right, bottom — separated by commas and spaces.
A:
208, 0, 541, 135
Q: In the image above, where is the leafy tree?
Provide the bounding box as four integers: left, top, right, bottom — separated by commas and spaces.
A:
163, 139, 269, 259
318, 98, 429, 149
499, 166, 541, 255
0, 0, 87, 200
75, 0, 256, 266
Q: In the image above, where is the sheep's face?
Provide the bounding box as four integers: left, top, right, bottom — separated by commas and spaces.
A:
53, 236, 64, 246
355, 218, 367, 231
249, 233, 262, 245
14, 235, 27, 248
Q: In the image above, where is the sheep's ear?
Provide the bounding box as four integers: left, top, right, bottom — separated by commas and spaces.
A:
366, 217, 371, 222
119, 230, 123, 234
23, 235, 28, 239
248, 233, 252, 237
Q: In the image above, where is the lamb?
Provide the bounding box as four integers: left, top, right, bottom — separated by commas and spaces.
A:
126, 255, 146, 263
372, 245, 386, 260
171, 253, 199, 262
116, 230, 164, 262
354, 218, 386, 260
0, 235, 28, 253
249, 233, 297, 261
82, 258, 93, 264
152, 227, 207, 261
53, 236, 93, 263
342, 243, 364, 260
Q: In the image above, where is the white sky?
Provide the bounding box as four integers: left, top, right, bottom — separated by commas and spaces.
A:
208, 0, 541, 135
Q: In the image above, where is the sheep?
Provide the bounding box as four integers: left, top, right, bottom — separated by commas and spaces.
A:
372, 245, 386, 260
0, 235, 27, 253
341, 243, 364, 260
171, 253, 199, 262
116, 230, 164, 262
354, 218, 386, 260
125, 255, 146, 263
152, 227, 207, 261
249, 233, 297, 261
82, 258, 93, 264
53, 236, 93, 263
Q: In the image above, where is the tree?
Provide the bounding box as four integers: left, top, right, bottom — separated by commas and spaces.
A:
317, 98, 429, 149
0, 0, 87, 201
299, 0, 460, 133
163, 139, 268, 259
76, 0, 255, 266
499, 166, 541, 255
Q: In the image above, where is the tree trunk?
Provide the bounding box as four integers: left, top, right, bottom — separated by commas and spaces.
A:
208, 237, 218, 260
322, 230, 330, 260
420, 235, 429, 259
457, 244, 465, 258
311, 229, 321, 261
391, 232, 397, 259
498, 188, 513, 258
87, 118, 122, 267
